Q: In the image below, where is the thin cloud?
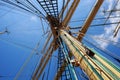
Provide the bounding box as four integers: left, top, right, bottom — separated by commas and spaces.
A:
30, 15, 38, 21
93, 0, 120, 49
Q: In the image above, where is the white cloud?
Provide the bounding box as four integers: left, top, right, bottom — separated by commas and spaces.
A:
93, 0, 120, 49
92, 34, 109, 48
107, 0, 113, 11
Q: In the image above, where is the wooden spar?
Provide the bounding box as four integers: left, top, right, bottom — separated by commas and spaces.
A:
32, 41, 53, 80
54, 61, 66, 80
55, 1, 104, 78
60, 30, 119, 80
42, 32, 52, 53
62, 0, 80, 27
60, 30, 101, 80
55, 0, 103, 79
77, 0, 104, 41
35, 47, 53, 80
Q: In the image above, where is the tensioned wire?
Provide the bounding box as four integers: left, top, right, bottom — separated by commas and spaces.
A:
0, 0, 46, 18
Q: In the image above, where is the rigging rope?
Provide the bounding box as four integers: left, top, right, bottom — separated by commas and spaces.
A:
60, 0, 65, 21
14, 0, 45, 18
103, 9, 120, 13
46, 57, 52, 80
25, 0, 46, 18
70, 21, 120, 29
70, 15, 120, 23
0, 38, 38, 52
30, 51, 43, 79
103, 0, 120, 24
40, 17, 45, 34
14, 38, 42, 80
0, 5, 36, 18
0, 0, 45, 18
0, 7, 14, 18
1, 0, 38, 16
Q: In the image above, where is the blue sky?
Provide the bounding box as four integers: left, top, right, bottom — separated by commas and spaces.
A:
0, 0, 120, 80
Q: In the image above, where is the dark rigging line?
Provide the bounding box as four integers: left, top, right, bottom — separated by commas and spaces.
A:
0, 0, 41, 17
0, 3, 35, 18
70, 21, 120, 29
15, 0, 46, 18
0, 38, 38, 52
0, 0, 33, 13
14, 0, 41, 16
2, 18, 31, 31
0, 4, 36, 18
103, 9, 120, 13
0, 0, 49, 32
15, 0, 37, 11
91, 22, 120, 27
0, 7, 14, 18
61, 0, 65, 21
40, 17, 45, 34
70, 15, 120, 23
42, 72, 45, 80
26, 0, 46, 18
103, 0, 120, 24
30, 51, 43, 79
30, 46, 57, 79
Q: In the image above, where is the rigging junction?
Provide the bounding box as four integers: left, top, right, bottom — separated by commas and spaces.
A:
0, 0, 120, 80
